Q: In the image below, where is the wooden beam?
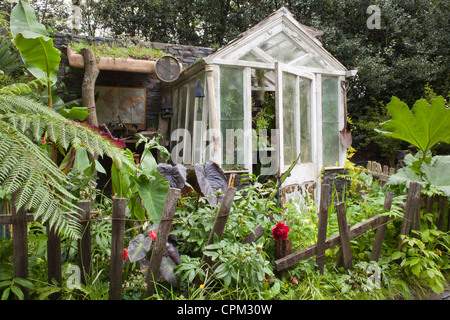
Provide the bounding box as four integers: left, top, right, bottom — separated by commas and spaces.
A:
241, 224, 264, 244
274, 214, 389, 271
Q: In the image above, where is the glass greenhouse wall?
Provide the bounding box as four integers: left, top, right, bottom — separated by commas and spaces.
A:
165, 7, 355, 189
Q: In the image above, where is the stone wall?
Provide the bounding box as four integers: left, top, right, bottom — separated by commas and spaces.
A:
52, 32, 214, 129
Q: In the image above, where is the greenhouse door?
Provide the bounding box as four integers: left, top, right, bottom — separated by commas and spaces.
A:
275, 62, 317, 186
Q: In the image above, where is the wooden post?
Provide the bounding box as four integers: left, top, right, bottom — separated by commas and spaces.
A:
201, 187, 236, 267
46, 221, 62, 300
77, 200, 91, 285
142, 188, 181, 300
275, 238, 292, 278
336, 202, 352, 270
241, 224, 264, 244
11, 196, 29, 299
436, 196, 445, 231
397, 182, 421, 251
81, 48, 99, 127
370, 192, 394, 262
316, 184, 331, 274
109, 197, 126, 300
206, 187, 236, 246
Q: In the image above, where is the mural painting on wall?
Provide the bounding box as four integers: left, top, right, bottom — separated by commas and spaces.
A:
95, 85, 146, 129
279, 181, 317, 209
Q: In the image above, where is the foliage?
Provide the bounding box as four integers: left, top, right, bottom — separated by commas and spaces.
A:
203, 240, 273, 289
69, 40, 166, 61
111, 135, 170, 221
393, 228, 450, 294
376, 96, 450, 163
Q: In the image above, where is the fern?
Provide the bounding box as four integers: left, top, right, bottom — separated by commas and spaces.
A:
0, 93, 133, 239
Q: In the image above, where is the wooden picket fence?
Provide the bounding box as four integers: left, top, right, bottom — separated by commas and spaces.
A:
274, 181, 449, 273
366, 160, 396, 182
1, 174, 448, 299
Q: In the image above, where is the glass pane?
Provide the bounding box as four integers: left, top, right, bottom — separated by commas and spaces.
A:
239, 50, 264, 62
283, 72, 297, 166
299, 77, 312, 163
186, 79, 196, 138
220, 67, 245, 168
321, 76, 339, 166
259, 32, 306, 64
177, 85, 187, 130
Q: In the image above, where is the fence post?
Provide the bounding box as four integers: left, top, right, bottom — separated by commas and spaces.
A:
142, 188, 181, 300
437, 196, 446, 231
336, 202, 352, 270
46, 221, 62, 300
109, 197, 126, 300
77, 200, 91, 285
370, 192, 394, 262
11, 195, 29, 299
397, 182, 421, 251
316, 184, 331, 274
202, 187, 237, 267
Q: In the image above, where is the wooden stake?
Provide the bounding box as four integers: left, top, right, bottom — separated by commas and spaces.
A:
316, 184, 331, 274
11, 195, 29, 299
77, 200, 91, 285
46, 221, 62, 300
397, 182, 421, 251
142, 188, 181, 300
336, 202, 352, 270
370, 192, 394, 262
109, 197, 126, 300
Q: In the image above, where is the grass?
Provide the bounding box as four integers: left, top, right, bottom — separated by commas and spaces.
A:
69, 40, 166, 61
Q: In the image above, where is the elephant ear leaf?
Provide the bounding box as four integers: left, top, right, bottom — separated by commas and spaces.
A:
194, 161, 228, 205
127, 234, 153, 263
157, 163, 187, 189
376, 96, 450, 154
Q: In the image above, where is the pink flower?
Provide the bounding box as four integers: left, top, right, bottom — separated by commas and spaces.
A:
148, 230, 157, 241
123, 249, 128, 261
272, 222, 289, 241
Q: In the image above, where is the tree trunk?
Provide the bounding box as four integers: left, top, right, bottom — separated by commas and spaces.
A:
81, 48, 99, 127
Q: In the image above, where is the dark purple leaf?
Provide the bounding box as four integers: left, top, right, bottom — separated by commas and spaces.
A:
157, 163, 187, 189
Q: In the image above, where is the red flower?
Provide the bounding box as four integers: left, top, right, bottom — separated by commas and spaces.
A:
148, 230, 157, 241
123, 249, 128, 261
272, 222, 289, 241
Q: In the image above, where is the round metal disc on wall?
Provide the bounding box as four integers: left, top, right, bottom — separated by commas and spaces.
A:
155, 56, 182, 82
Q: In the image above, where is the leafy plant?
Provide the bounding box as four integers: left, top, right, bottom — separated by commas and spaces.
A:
0, 265, 34, 300
189, 161, 229, 205
392, 229, 450, 294
203, 240, 273, 289
0, 91, 130, 238
10, 0, 61, 109
376, 96, 450, 166
111, 135, 169, 221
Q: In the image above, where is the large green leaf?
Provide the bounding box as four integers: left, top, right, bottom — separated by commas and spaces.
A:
135, 171, 169, 221
10, 0, 47, 38
13, 31, 60, 83
10, 0, 61, 84
421, 156, 450, 197
388, 154, 450, 197
376, 96, 450, 154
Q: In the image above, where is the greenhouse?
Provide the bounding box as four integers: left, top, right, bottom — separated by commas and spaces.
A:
165, 7, 357, 189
